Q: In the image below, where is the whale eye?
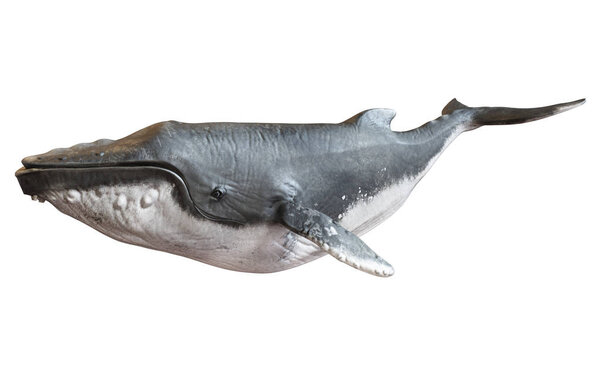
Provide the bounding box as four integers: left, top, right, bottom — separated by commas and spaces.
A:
210, 187, 226, 201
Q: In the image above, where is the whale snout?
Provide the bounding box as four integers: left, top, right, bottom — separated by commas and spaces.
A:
22, 138, 116, 169
17, 122, 169, 199
20, 121, 183, 170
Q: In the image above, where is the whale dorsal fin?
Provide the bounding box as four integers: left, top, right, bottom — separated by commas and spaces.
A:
343, 108, 396, 129
279, 202, 394, 277
442, 98, 468, 115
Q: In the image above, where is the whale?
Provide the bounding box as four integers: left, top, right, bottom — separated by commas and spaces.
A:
15, 98, 585, 277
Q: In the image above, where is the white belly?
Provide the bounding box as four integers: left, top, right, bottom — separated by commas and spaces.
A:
41, 176, 419, 273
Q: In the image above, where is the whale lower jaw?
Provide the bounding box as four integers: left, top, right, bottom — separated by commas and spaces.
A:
17, 166, 325, 273
40, 179, 327, 273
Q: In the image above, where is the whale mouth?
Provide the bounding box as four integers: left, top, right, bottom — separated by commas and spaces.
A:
15, 164, 233, 223
15, 164, 197, 213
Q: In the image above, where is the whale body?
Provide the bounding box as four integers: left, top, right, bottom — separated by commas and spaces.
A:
15, 98, 585, 276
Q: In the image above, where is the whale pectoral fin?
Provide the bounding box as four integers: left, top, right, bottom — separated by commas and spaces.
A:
279, 202, 394, 277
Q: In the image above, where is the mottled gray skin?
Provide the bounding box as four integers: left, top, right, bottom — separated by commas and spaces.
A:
16, 98, 585, 276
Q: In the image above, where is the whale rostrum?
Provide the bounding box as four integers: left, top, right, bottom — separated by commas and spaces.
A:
16, 98, 585, 277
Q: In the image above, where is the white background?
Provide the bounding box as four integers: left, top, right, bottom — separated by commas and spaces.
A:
1, 1, 598, 369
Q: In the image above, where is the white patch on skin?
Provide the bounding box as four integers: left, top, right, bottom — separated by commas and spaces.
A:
339, 126, 464, 235
339, 178, 416, 235
140, 188, 159, 208
114, 194, 128, 210
66, 189, 81, 203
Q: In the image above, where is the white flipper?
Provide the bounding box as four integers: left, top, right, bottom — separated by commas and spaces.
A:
279, 202, 394, 277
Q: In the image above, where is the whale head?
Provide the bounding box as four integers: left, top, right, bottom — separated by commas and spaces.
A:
16, 120, 290, 226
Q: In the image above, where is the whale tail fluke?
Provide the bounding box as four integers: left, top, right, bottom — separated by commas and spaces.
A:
443, 98, 586, 129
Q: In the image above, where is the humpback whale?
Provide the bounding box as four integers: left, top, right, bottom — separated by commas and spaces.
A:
15, 98, 585, 277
